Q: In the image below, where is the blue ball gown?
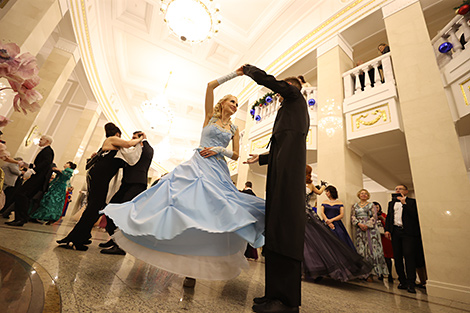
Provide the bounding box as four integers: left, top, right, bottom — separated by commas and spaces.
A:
322, 203, 356, 251
103, 118, 265, 280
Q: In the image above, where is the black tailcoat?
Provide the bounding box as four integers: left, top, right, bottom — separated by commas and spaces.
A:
244, 65, 309, 261
20, 146, 54, 198
384, 197, 420, 237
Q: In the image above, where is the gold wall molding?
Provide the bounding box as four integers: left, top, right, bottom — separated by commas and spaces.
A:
460, 77, 470, 106
351, 103, 390, 131
250, 134, 271, 153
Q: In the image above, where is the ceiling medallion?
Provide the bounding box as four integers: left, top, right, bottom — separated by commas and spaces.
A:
160, 0, 221, 43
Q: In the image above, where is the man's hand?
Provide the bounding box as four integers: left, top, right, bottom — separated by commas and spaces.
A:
244, 154, 259, 164
397, 195, 406, 205
385, 231, 391, 240
236, 65, 245, 76
141, 132, 147, 139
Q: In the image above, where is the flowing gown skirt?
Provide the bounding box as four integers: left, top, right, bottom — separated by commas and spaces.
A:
103, 152, 265, 280
303, 211, 372, 282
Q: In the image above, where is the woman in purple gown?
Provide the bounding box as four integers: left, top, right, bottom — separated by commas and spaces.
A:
320, 185, 356, 251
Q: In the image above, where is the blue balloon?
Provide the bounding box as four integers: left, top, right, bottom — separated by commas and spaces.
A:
255, 115, 261, 121
265, 96, 273, 103
308, 99, 316, 106
250, 108, 255, 116
438, 42, 453, 53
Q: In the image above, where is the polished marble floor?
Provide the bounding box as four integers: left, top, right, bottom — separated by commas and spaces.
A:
0, 217, 468, 313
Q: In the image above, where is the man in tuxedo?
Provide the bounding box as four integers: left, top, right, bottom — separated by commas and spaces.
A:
244, 64, 309, 313
6, 135, 54, 227
100, 131, 154, 255
384, 184, 421, 294
241, 181, 256, 196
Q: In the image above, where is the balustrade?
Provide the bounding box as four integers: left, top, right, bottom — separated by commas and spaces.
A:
342, 52, 394, 102
431, 12, 470, 67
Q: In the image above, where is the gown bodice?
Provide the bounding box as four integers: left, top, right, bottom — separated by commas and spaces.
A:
199, 118, 237, 149
323, 203, 344, 219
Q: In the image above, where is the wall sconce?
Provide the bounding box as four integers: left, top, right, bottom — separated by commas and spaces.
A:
25, 125, 41, 147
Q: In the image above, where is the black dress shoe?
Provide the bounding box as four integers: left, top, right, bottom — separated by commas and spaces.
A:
397, 283, 407, 290
5, 220, 24, 226
407, 286, 416, 294
252, 299, 299, 313
98, 239, 115, 248
253, 296, 269, 304
100, 245, 126, 255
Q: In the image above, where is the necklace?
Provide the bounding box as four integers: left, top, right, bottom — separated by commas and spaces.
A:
220, 119, 230, 127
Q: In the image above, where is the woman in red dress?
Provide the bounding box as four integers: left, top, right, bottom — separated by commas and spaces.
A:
374, 201, 394, 282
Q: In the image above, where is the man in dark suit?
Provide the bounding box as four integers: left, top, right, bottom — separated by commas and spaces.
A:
384, 184, 421, 294
241, 181, 256, 196
100, 131, 154, 255
244, 65, 309, 313
6, 135, 54, 227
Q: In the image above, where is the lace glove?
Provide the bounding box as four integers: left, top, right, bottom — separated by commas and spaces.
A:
216, 71, 237, 85
321, 180, 328, 187
210, 146, 234, 158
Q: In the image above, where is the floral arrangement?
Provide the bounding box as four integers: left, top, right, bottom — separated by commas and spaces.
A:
249, 92, 276, 120
0, 41, 42, 119
454, 1, 470, 15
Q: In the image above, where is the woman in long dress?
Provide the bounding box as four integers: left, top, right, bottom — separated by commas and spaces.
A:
30, 162, 75, 223
103, 70, 266, 281
351, 189, 389, 281
303, 169, 372, 282
57, 123, 142, 250
320, 185, 356, 250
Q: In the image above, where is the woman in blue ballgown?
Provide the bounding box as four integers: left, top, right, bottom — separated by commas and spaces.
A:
103, 70, 265, 281
320, 185, 356, 251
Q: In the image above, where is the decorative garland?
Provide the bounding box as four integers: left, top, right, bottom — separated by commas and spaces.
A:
249, 92, 276, 120
454, 1, 470, 15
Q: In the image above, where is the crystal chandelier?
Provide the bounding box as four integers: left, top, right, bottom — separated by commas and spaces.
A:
140, 95, 174, 133
160, 0, 221, 43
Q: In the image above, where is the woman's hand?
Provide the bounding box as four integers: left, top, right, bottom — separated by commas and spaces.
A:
328, 223, 335, 230
236, 65, 245, 76
244, 154, 259, 164
199, 147, 217, 158
358, 223, 368, 232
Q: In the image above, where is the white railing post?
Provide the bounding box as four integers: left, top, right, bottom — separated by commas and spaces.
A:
372, 62, 381, 86
381, 54, 395, 85
448, 25, 464, 55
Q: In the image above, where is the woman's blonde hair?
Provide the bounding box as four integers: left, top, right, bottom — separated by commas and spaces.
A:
213, 94, 235, 120
357, 188, 370, 199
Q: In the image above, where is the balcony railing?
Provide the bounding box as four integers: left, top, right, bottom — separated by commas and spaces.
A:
342, 52, 394, 103
431, 13, 470, 68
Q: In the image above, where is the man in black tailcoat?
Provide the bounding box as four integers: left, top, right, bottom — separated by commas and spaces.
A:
241, 181, 256, 196
100, 131, 154, 255
244, 64, 309, 313
6, 135, 54, 226
384, 184, 421, 294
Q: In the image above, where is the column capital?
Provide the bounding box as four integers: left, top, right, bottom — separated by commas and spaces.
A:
317, 34, 353, 61
55, 37, 80, 63
382, 0, 419, 19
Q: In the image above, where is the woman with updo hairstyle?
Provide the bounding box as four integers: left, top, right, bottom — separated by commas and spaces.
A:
320, 185, 356, 250
351, 189, 389, 281
57, 122, 143, 250
30, 161, 77, 224
302, 170, 372, 282
103, 68, 265, 286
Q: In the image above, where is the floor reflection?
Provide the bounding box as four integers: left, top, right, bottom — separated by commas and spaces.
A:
0, 221, 468, 313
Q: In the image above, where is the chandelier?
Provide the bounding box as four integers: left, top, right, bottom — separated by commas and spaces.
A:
141, 95, 174, 133
160, 0, 221, 43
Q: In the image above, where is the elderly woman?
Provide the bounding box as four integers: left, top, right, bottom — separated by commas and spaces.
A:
351, 189, 389, 281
